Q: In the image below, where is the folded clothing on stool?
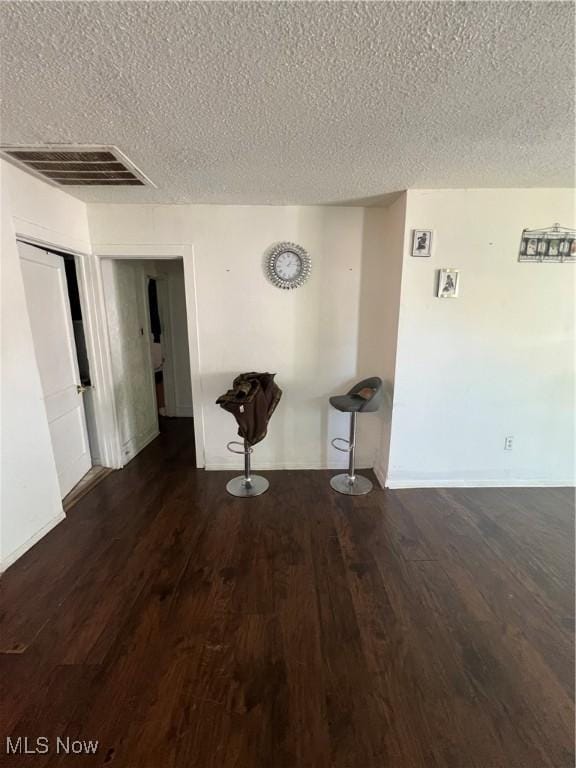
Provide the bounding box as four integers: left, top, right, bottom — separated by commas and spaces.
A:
216, 372, 282, 446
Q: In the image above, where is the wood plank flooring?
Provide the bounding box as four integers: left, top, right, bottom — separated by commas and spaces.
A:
63, 466, 114, 513
0, 419, 574, 767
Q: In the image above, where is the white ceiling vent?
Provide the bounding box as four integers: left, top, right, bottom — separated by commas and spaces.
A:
0, 145, 154, 188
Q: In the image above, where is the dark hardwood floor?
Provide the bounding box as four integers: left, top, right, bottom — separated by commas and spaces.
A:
0, 419, 574, 767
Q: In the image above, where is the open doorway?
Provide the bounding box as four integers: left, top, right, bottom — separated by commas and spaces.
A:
101, 258, 194, 465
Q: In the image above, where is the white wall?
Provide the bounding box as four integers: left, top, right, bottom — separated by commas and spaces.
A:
101, 259, 159, 464
0, 161, 91, 569
388, 188, 576, 487
88, 204, 394, 470
357, 196, 406, 486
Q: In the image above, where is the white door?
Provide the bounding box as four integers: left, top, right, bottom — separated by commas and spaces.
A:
18, 242, 92, 497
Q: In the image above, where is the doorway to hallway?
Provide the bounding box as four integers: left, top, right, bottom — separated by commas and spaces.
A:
18, 241, 197, 501
101, 257, 194, 465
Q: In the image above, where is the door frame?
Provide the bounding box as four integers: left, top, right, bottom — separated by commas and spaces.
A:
14, 236, 205, 470
15, 233, 126, 468
89, 245, 204, 469
14, 231, 110, 457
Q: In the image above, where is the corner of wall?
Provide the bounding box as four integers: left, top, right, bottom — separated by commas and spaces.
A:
369, 193, 408, 484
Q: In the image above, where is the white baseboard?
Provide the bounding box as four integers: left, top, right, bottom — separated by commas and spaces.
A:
373, 463, 387, 490
386, 477, 576, 489
0, 511, 66, 573
120, 429, 160, 466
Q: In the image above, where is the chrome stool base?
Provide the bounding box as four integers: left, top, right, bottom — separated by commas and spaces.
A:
225, 439, 269, 497
330, 473, 373, 496
226, 475, 269, 497
330, 411, 374, 496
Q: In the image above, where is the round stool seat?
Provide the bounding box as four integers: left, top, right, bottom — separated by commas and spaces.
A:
329, 377, 383, 413
329, 395, 368, 413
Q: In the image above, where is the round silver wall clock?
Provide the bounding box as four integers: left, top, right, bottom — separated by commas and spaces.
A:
265, 242, 311, 289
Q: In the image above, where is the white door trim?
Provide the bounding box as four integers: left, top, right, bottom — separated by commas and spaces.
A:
14, 235, 205, 470
15, 232, 120, 468
91, 245, 205, 468
74, 248, 122, 467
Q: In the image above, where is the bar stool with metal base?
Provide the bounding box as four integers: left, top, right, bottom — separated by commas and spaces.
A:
329, 377, 383, 495
217, 371, 281, 498
226, 439, 269, 497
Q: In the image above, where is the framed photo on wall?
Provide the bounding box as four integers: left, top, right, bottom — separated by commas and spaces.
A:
437, 268, 459, 298
412, 229, 432, 257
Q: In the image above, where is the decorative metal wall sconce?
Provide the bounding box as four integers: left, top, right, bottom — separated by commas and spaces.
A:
518, 223, 576, 262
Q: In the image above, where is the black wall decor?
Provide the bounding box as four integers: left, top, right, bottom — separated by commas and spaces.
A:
518, 223, 576, 263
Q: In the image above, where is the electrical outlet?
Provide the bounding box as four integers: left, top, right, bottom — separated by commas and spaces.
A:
504, 436, 514, 451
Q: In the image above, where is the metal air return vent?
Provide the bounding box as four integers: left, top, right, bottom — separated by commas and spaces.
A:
0, 145, 154, 187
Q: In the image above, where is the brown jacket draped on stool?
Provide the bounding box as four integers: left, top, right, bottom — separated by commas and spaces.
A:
216, 372, 282, 446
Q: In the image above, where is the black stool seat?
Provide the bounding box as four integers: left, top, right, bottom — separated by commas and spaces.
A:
329, 377, 383, 413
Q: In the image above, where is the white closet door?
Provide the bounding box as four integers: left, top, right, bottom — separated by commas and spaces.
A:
18, 242, 92, 497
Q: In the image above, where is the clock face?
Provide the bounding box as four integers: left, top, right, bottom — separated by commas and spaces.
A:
265, 242, 311, 289
275, 251, 302, 280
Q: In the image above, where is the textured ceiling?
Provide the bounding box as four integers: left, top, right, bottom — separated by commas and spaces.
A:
1, 1, 574, 204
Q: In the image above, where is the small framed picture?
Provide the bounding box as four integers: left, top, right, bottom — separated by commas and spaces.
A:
412, 229, 432, 257
437, 268, 459, 298
526, 238, 538, 256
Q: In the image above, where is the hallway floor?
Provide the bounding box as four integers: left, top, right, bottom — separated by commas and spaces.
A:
1, 420, 574, 767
